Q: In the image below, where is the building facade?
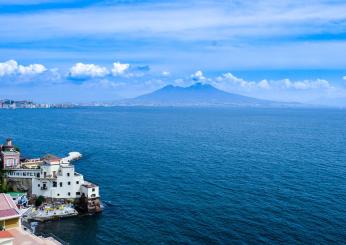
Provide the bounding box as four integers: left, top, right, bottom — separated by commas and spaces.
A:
31, 160, 86, 199
0, 139, 20, 169
2, 139, 101, 212
0, 194, 21, 230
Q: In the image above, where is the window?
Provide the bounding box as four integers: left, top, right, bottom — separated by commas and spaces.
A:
76, 192, 80, 195
76, 181, 79, 184
57, 194, 60, 196
38, 184, 40, 187
68, 181, 71, 185
6, 159, 12, 166
53, 182, 57, 187
68, 192, 70, 196
91, 194, 96, 198
67, 173, 70, 177
60, 182, 63, 187
37, 173, 40, 177
92, 188, 95, 192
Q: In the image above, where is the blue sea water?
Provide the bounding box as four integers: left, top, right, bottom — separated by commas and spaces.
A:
1, 107, 346, 244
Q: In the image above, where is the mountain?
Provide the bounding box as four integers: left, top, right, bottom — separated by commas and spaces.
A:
116, 83, 298, 107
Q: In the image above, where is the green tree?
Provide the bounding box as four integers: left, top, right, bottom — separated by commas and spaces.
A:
35, 196, 45, 207
0, 169, 8, 193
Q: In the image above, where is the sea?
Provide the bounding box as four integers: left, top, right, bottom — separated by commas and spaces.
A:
1, 107, 346, 244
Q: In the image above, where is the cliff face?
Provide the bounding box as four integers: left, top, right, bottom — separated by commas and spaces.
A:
7, 178, 32, 195
75, 194, 102, 213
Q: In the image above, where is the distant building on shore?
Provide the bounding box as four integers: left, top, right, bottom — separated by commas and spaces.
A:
0, 99, 77, 109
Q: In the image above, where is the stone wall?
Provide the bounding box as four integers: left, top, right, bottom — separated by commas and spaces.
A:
6, 177, 32, 195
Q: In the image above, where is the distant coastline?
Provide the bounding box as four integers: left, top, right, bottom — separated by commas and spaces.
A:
0, 99, 77, 109
2, 83, 342, 109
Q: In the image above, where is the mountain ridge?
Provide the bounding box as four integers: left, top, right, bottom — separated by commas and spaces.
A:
115, 83, 300, 107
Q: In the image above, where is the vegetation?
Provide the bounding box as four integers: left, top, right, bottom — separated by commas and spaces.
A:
0, 168, 8, 193
35, 195, 45, 207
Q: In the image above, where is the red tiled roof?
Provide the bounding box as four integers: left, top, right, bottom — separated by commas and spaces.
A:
0, 231, 13, 238
0, 194, 17, 210
0, 209, 18, 217
0, 194, 20, 219
43, 154, 61, 161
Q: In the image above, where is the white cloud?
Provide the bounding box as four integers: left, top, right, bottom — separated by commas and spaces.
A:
191, 70, 206, 81
214, 73, 332, 91
69, 63, 109, 78
18, 64, 47, 75
111, 62, 129, 76
2, 1, 346, 42
0, 60, 47, 77
216, 72, 256, 88
2, 2, 346, 72
258, 79, 270, 89
281, 78, 331, 90
0, 60, 18, 76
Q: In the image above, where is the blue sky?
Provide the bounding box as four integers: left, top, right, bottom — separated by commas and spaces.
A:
1, 0, 346, 105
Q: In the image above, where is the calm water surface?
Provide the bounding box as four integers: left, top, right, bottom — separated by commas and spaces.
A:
1, 107, 346, 244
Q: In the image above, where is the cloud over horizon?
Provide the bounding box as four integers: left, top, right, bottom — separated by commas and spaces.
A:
214, 72, 333, 91
1, 59, 345, 105
1, 1, 346, 105
0, 60, 47, 77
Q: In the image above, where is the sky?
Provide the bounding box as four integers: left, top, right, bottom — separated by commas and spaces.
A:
1, 0, 346, 105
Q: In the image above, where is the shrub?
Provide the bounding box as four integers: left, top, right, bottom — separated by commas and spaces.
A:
35, 196, 45, 207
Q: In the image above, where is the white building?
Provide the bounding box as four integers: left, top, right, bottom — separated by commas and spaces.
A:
6, 169, 41, 179
80, 181, 100, 199
31, 155, 99, 200
2, 138, 101, 213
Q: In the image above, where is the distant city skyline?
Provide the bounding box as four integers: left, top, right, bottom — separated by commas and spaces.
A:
1, 0, 346, 105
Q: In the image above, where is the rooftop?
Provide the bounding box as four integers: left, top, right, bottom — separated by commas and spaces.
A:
82, 180, 98, 188
0, 193, 20, 220
8, 228, 60, 245
6, 192, 26, 198
0, 230, 13, 238
42, 154, 61, 162
42, 154, 61, 166
1, 150, 19, 155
